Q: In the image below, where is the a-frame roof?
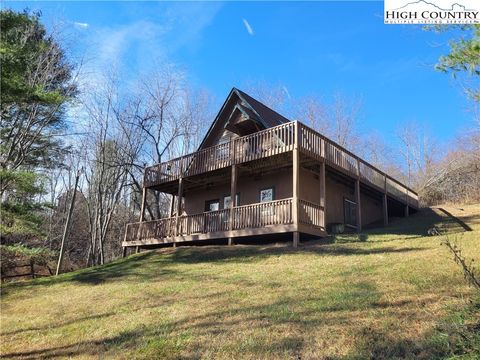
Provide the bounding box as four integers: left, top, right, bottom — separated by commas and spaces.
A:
198, 88, 290, 150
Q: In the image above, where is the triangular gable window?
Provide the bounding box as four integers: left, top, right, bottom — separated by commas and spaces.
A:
224, 104, 265, 137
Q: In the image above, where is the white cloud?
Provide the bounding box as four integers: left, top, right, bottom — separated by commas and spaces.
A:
282, 86, 291, 99
75, 2, 223, 92
242, 18, 254, 36
74, 22, 89, 30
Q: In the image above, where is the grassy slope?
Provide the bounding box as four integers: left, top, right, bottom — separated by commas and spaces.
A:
1, 205, 479, 360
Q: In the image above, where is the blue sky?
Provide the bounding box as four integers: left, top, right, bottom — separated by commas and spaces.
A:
6, 1, 476, 145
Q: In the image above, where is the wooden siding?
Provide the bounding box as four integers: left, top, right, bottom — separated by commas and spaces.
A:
184, 168, 293, 215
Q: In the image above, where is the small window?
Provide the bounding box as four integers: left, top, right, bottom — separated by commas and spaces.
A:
224, 196, 231, 209
344, 198, 357, 227
205, 199, 220, 212
259, 187, 274, 203
223, 193, 240, 209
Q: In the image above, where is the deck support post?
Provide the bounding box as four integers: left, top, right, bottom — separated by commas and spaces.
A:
355, 180, 362, 233
292, 228, 299, 248
122, 224, 128, 258
139, 187, 147, 222
355, 162, 362, 233
134, 186, 148, 253
405, 189, 409, 217
383, 176, 388, 226
169, 194, 175, 218
355, 179, 362, 233
175, 177, 184, 240
228, 163, 238, 246
383, 194, 389, 226
292, 121, 300, 248
319, 160, 326, 231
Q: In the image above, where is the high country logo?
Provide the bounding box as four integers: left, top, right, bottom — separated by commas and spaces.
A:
384, 0, 479, 24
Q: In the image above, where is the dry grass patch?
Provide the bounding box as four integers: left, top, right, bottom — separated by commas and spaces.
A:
1, 204, 479, 359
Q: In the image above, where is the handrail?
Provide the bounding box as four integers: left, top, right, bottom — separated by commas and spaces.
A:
298, 199, 324, 229
124, 198, 294, 242
297, 122, 418, 197
144, 122, 295, 187
232, 197, 293, 210
232, 198, 293, 229
142, 120, 417, 205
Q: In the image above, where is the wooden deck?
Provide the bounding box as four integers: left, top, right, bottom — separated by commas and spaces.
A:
125, 121, 418, 248
143, 121, 418, 207
123, 198, 325, 247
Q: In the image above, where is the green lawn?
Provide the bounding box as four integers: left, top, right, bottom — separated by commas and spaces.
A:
1, 205, 479, 359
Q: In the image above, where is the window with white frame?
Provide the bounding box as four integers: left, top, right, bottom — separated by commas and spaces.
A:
259, 187, 274, 203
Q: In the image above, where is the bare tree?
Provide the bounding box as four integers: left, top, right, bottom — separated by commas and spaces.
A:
425, 110, 480, 204
361, 131, 406, 181
295, 95, 328, 134
71, 68, 212, 265
293, 92, 363, 153
126, 69, 212, 220
242, 80, 291, 114
396, 122, 441, 203
328, 93, 362, 151
80, 75, 142, 265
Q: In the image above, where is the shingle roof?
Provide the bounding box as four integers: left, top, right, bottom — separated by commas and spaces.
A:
198, 87, 291, 150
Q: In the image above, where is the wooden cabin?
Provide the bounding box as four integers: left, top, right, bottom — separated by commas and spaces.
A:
123, 88, 418, 251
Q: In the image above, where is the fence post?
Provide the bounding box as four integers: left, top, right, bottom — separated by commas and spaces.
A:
30, 259, 35, 279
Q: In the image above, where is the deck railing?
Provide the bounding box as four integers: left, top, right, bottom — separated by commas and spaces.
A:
143, 121, 418, 206
177, 209, 231, 235
299, 199, 325, 230
124, 198, 294, 243
124, 217, 177, 243
297, 122, 418, 205
144, 122, 295, 187
232, 198, 293, 229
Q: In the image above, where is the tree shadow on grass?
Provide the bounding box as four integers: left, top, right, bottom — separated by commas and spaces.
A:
168, 244, 427, 265
435, 207, 473, 231
0, 332, 142, 360
0, 282, 374, 359
0, 251, 173, 295
2, 280, 475, 360
0, 312, 115, 336
1, 244, 427, 295
3, 205, 467, 293
335, 207, 479, 245
330, 323, 478, 360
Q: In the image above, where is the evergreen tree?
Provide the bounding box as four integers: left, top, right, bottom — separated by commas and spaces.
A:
0, 9, 77, 241
0, 9, 77, 198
